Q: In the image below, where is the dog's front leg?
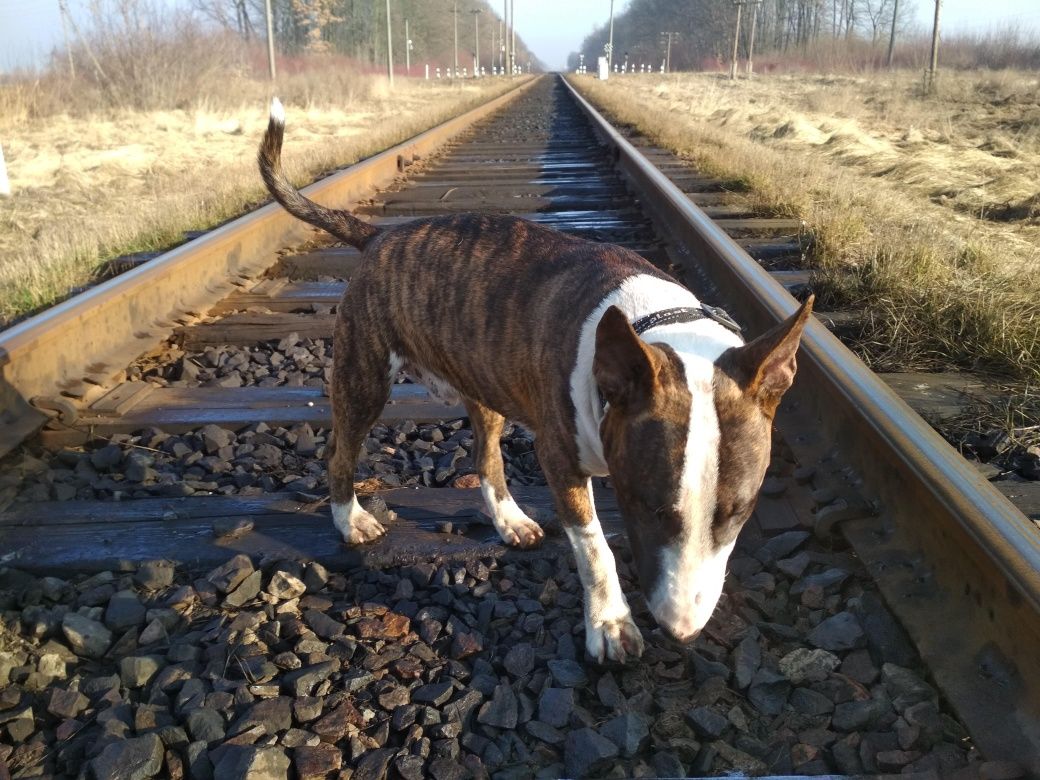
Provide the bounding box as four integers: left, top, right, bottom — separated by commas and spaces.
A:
551, 475, 644, 664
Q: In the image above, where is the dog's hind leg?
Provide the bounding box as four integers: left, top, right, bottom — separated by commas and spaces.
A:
327, 336, 395, 545
466, 399, 545, 549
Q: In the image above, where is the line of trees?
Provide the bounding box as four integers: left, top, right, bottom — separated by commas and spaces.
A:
193, 0, 540, 71
569, 0, 916, 72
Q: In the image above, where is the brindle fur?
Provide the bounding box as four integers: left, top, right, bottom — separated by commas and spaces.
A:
259, 112, 674, 541
259, 107, 812, 656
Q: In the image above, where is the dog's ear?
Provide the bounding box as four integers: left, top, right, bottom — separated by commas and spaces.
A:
730, 295, 813, 414
594, 306, 659, 409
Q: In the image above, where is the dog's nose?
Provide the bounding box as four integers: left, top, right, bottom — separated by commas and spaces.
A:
661, 624, 702, 645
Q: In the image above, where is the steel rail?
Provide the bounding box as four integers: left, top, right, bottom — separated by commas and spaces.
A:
564, 75, 1040, 772
0, 77, 541, 459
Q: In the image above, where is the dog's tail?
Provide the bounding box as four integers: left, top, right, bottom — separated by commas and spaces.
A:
258, 97, 381, 249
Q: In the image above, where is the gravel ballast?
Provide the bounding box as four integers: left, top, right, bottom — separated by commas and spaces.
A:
0, 498, 1002, 779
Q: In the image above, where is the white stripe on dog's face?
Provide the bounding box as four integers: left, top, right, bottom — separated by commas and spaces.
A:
645, 350, 729, 642
661, 358, 721, 636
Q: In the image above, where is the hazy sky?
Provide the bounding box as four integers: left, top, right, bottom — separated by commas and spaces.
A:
2, 0, 1039, 73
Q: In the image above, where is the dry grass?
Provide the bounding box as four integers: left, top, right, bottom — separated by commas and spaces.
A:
573, 70, 1040, 383
0, 76, 522, 326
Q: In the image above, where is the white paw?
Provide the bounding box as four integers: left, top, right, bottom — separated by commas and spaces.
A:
332, 500, 386, 546
480, 485, 544, 549
586, 612, 645, 664
495, 513, 545, 549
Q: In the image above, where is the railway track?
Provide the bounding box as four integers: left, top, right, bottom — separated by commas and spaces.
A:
0, 75, 1038, 778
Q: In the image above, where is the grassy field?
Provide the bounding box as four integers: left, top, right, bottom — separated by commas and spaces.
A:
573, 70, 1040, 383
0, 73, 522, 327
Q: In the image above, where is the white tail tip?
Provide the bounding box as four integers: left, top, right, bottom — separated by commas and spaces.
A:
270, 97, 285, 125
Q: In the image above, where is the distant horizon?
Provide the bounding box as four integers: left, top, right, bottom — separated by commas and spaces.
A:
2, 0, 1039, 74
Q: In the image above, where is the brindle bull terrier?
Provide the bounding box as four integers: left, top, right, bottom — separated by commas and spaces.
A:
258, 98, 812, 663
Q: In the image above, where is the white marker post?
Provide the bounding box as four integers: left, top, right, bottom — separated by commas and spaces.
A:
0, 143, 10, 198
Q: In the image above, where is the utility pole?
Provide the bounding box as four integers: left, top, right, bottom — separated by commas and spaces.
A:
57, 0, 75, 79
502, 1, 509, 75
453, 1, 459, 79
385, 0, 394, 87
660, 31, 679, 73
405, 18, 411, 76
510, 0, 516, 76
926, 0, 941, 91
471, 8, 481, 76
886, 0, 900, 67
607, 0, 615, 73
262, 0, 274, 79
746, 1, 760, 76
260, 0, 276, 81
490, 19, 495, 75
730, 1, 744, 80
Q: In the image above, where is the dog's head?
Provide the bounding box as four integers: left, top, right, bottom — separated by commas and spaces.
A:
594, 297, 813, 642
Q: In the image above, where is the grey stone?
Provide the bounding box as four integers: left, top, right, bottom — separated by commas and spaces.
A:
776, 551, 812, 578
840, 648, 880, 685
652, 752, 686, 778
393, 755, 426, 780
807, 611, 865, 652
224, 570, 262, 608
477, 683, 518, 729
688, 649, 732, 684
62, 612, 112, 658
199, 425, 236, 455
595, 673, 626, 710
120, 655, 165, 688
282, 661, 337, 698
186, 741, 214, 780
538, 687, 574, 728
882, 663, 937, 711
232, 696, 293, 735
547, 658, 588, 688
779, 647, 840, 683
856, 593, 917, 666
91, 444, 124, 470
789, 687, 835, 716
412, 681, 454, 706
267, 571, 306, 601
832, 697, 892, 731
564, 727, 619, 779
186, 707, 226, 743
748, 668, 791, 716
790, 567, 851, 594
213, 746, 290, 780
599, 711, 650, 757
105, 590, 147, 632
91, 733, 164, 780
731, 633, 761, 689
134, 561, 175, 591
905, 701, 945, 745
503, 642, 535, 677
45, 688, 88, 719
441, 689, 482, 728
302, 609, 345, 639
685, 706, 729, 739
206, 555, 254, 593
354, 748, 394, 780
755, 531, 810, 563
525, 720, 565, 745
428, 756, 467, 780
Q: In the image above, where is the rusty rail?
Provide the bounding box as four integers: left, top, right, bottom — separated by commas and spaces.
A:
0, 77, 540, 458
564, 75, 1040, 774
